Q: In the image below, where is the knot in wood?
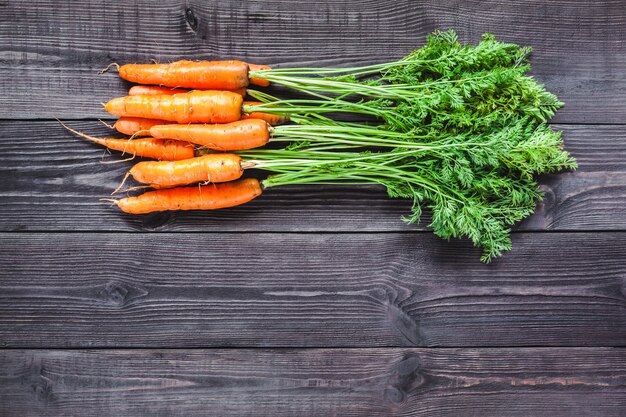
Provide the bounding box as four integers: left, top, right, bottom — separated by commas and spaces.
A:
185, 8, 198, 31
141, 211, 172, 230
32, 377, 54, 403
100, 281, 130, 306
26, 358, 54, 404
383, 385, 405, 404
384, 353, 424, 405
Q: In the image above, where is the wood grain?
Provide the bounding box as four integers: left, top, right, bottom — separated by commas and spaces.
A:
0, 121, 618, 232
1, 0, 625, 123
1, 0, 625, 415
1, 232, 625, 348
0, 348, 624, 416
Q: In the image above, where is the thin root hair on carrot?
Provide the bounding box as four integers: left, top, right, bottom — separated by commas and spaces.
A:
99, 119, 116, 129
99, 198, 119, 205
98, 62, 120, 74
160, 84, 186, 90
56, 119, 95, 141
100, 155, 136, 164
128, 131, 148, 140
58, 120, 125, 159
122, 185, 152, 194
121, 137, 135, 156
200, 171, 213, 185
112, 171, 132, 195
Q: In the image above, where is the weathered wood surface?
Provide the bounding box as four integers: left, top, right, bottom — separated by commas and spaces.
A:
1, 232, 625, 348
1, 0, 625, 415
1, 0, 626, 123
1, 348, 624, 417
0, 121, 617, 232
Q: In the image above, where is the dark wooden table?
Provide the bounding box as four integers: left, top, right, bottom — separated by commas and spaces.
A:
1, 1, 626, 415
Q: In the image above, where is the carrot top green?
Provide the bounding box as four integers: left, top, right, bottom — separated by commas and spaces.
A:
236, 30, 576, 262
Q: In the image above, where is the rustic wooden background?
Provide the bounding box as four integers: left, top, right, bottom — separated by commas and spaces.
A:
1, 0, 626, 415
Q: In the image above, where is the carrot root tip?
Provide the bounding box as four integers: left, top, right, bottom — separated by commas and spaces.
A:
57, 119, 94, 141
98, 62, 120, 75
99, 198, 119, 205
98, 119, 116, 129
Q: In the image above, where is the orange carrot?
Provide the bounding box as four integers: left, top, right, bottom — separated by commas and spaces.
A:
128, 154, 245, 188
114, 116, 170, 137
89, 137, 193, 161
248, 64, 271, 87
128, 85, 247, 97
119, 60, 250, 90
241, 101, 288, 125
105, 90, 243, 124
114, 178, 262, 214
149, 119, 270, 150
118, 60, 270, 90
60, 121, 195, 161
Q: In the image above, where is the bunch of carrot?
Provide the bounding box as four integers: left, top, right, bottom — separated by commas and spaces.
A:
67, 30, 576, 261
67, 61, 292, 214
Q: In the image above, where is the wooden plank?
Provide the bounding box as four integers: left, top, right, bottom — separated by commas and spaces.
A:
0, 121, 619, 232
0, 0, 625, 123
0, 348, 624, 416
1, 232, 625, 348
